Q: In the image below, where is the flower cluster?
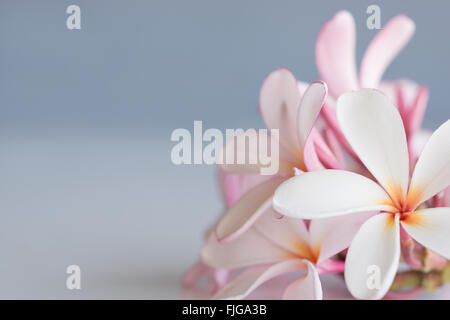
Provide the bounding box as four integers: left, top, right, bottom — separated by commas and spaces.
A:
183, 11, 450, 300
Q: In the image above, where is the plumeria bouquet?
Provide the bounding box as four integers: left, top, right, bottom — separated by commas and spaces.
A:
183, 11, 450, 300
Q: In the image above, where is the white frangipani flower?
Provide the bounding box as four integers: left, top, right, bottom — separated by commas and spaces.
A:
273, 89, 450, 299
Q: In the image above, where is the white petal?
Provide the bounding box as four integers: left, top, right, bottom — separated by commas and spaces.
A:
253, 210, 313, 259
345, 214, 400, 300
401, 207, 450, 259
273, 170, 392, 219
216, 178, 284, 242
283, 260, 322, 300
337, 89, 410, 200
409, 120, 450, 206
297, 81, 327, 150
309, 211, 377, 263
213, 260, 305, 300
201, 229, 291, 269
259, 69, 302, 155
360, 15, 415, 89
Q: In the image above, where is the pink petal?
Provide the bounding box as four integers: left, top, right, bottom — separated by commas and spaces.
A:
213, 260, 305, 300
259, 68, 302, 155
315, 11, 358, 97
215, 178, 284, 242
297, 81, 328, 150
201, 229, 290, 270
360, 15, 415, 89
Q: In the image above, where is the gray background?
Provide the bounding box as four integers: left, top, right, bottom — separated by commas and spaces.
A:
0, 0, 448, 298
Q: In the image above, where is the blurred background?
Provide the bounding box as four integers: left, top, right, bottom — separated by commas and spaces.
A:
0, 0, 448, 298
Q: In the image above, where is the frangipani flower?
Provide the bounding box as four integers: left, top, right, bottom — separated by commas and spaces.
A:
273, 89, 450, 299
215, 71, 329, 242
201, 209, 372, 299
315, 11, 428, 164
316, 11, 415, 98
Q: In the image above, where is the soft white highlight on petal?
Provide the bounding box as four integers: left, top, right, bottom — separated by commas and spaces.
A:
360, 15, 415, 89
273, 170, 392, 219
216, 178, 284, 242
409, 120, 450, 205
213, 260, 305, 300
283, 260, 322, 300
337, 89, 410, 199
297, 81, 327, 150
345, 214, 400, 300
401, 208, 450, 259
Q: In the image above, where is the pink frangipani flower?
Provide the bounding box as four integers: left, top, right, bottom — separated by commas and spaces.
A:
215, 70, 329, 242
273, 89, 450, 299
201, 209, 372, 299
315, 11, 428, 164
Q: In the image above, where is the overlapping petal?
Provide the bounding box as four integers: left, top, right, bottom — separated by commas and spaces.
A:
273, 170, 392, 219
401, 208, 450, 259
337, 89, 410, 200
360, 15, 415, 89
213, 260, 305, 300
216, 177, 284, 242
282, 260, 322, 300
345, 214, 401, 300
408, 120, 450, 206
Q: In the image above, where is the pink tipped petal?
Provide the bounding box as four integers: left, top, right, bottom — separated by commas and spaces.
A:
405, 86, 428, 139
360, 15, 415, 88
324, 128, 345, 165
283, 260, 323, 300
216, 178, 284, 242
213, 260, 305, 300
201, 229, 290, 269
297, 81, 328, 150
309, 211, 377, 263
345, 214, 401, 300
259, 69, 302, 154
219, 131, 295, 175
337, 89, 410, 199
401, 208, 450, 259
409, 120, 450, 205
273, 170, 392, 219
316, 11, 358, 97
